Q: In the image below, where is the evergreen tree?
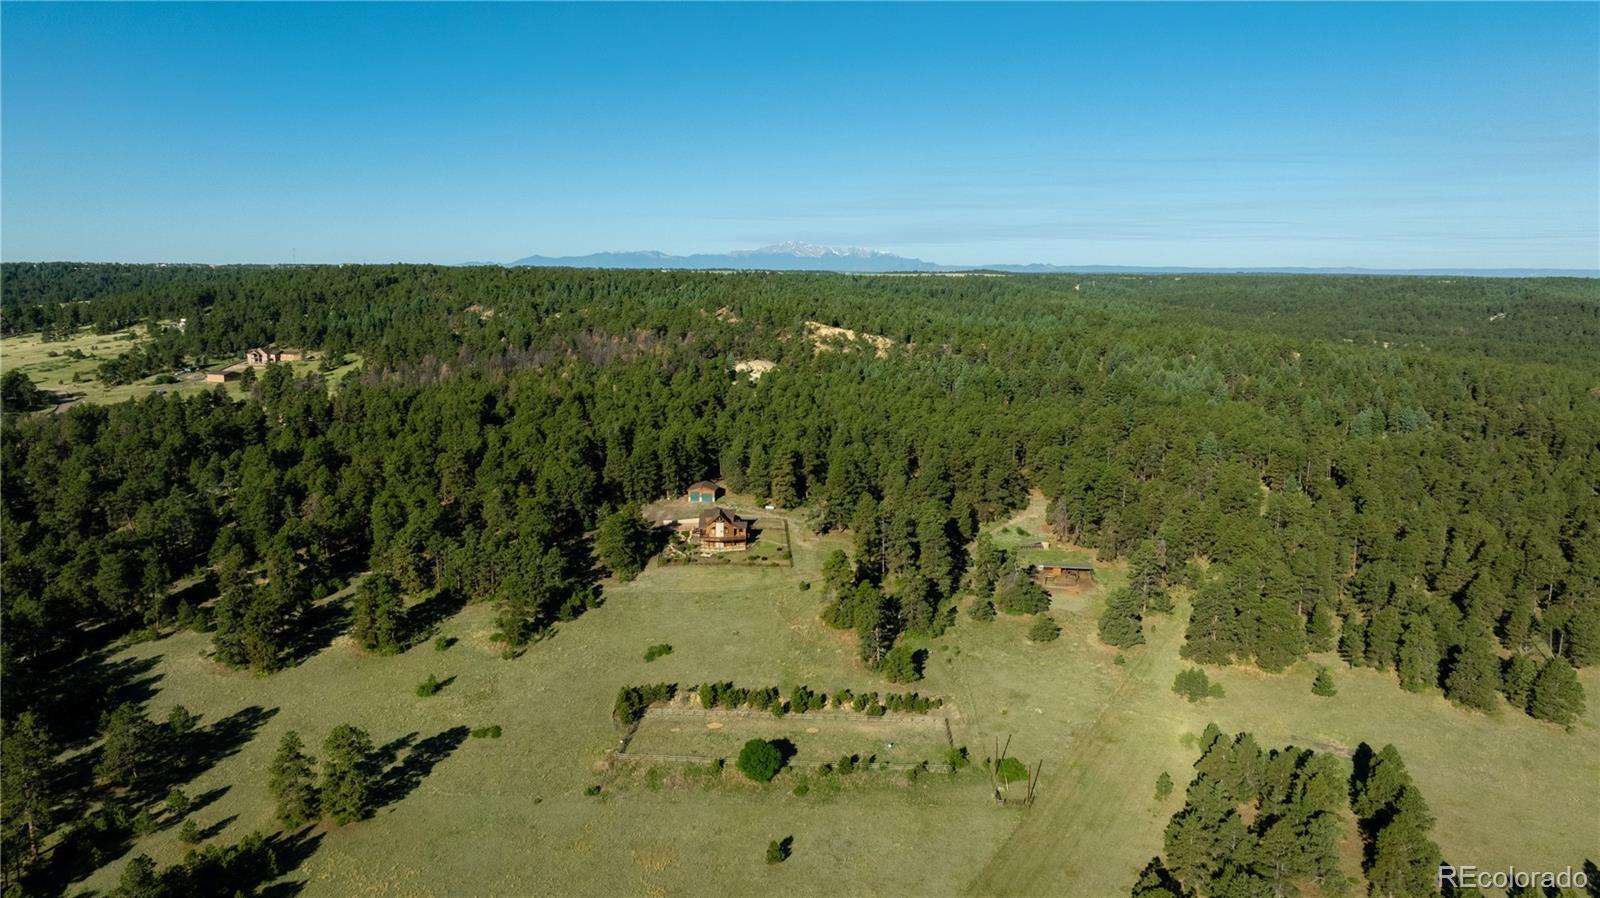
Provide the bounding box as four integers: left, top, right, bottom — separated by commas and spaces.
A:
320, 725, 378, 824
1130, 856, 1185, 898
1128, 538, 1172, 614
1352, 744, 1411, 819
1306, 602, 1336, 653
1563, 604, 1600, 667
1528, 657, 1586, 727
1098, 587, 1146, 648
995, 573, 1050, 615
594, 504, 654, 581
109, 854, 164, 898
1, 712, 56, 861
1443, 633, 1499, 711
850, 496, 884, 582
1029, 614, 1062, 643
96, 703, 156, 787
880, 644, 922, 683
269, 731, 320, 828
969, 533, 1009, 599
351, 571, 406, 654
1366, 787, 1443, 898
967, 599, 996, 622
1251, 595, 1307, 672
1365, 606, 1403, 671
1183, 572, 1243, 665
1338, 615, 1367, 667
769, 450, 800, 507
1499, 653, 1538, 710
1311, 667, 1336, 697
1397, 616, 1441, 693
915, 504, 956, 598
821, 549, 855, 599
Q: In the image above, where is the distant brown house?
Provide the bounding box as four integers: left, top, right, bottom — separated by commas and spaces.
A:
245, 346, 305, 367
687, 480, 723, 504
1032, 563, 1094, 586
694, 507, 750, 552
205, 370, 240, 384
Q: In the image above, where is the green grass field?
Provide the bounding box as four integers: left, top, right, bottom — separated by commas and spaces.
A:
0, 327, 363, 408
74, 498, 1599, 897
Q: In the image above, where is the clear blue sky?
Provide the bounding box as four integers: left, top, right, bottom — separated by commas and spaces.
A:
3, 2, 1596, 268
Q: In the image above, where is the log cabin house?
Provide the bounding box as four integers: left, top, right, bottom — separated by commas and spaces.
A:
694, 507, 750, 552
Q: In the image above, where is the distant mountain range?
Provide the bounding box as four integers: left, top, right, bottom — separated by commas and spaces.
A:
497, 242, 1596, 278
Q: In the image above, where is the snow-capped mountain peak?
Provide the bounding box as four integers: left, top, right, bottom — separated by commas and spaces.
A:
735, 241, 893, 259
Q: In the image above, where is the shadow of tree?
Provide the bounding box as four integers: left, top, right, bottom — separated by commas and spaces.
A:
406, 588, 465, 646
39, 653, 164, 748
198, 814, 238, 840
375, 732, 418, 769
186, 785, 230, 818
374, 726, 470, 811
282, 597, 352, 667
254, 826, 324, 898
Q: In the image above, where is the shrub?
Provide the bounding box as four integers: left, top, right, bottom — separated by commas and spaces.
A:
1173, 668, 1219, 703
1028, 615, 1062, 643
881, 644, 923, 683
766, 837, 791, 864
1155, 771, 1173, 801
164, 787, 191, 818
996, 577, 1050, 615
944, 746, 971, 772
798, 581, 811, 591
470, 725, 502, 739
737, 739, 784, 782
643, 643, 673, 662
996, 757, 1029, 784
837, 754, 857, 775
968, 599, 996, 622
415, 674, 443, 697
792, 783, 810, 797
434, 636, 456, 651
614, 683, 677, 724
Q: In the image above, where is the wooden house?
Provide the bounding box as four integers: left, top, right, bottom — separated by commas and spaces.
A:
687, 480, 723, 504
694, 507, 750, 552
205, 370, 240, 383
245, 346, 305, 367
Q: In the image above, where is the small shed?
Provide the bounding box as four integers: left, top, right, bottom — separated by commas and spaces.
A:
205, 370, 240, 384
1032, 563, 1094, 585
687, 481, 723, 504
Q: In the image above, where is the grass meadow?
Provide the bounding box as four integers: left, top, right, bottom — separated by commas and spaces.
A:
72, 498, 1599, 897
0, 327, 363, 409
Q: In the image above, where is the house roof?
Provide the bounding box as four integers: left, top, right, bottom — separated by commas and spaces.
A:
688, 480, 720, 492
697, 507, 746, 528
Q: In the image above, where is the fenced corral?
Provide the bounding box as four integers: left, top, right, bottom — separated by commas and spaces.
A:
611, 693, 960, 773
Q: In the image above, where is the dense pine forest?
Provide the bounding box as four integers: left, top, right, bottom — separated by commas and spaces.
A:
2, 263, 1597, 891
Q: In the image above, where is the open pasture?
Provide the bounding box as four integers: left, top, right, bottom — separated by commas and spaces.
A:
68, 499, 1598, 898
